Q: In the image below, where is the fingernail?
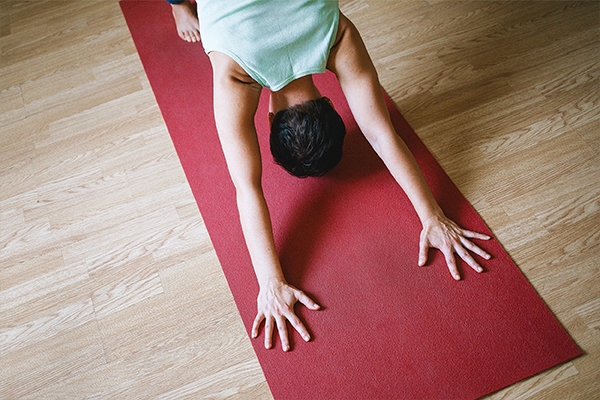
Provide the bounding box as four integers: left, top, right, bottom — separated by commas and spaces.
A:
303, 334, 310, 341
477, 267, 483, 273
485, 254, 491, 260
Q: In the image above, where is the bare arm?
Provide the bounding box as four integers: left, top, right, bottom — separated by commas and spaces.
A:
210, 53, 319, 351
327, 14, 491, 279
211, 54, 282, 286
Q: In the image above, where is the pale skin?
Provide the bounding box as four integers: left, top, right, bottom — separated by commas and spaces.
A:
171, 1, 492, 352
171, 0, 200, 42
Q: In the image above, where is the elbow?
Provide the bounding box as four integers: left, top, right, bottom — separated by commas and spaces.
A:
367, 130, 403, 161
231, 174, 263, 204
367, 133, 384, 158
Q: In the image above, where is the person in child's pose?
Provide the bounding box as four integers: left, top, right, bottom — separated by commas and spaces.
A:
167, 0, 492, 352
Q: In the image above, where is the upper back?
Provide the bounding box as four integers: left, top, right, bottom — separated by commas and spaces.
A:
198, 0, 339, 91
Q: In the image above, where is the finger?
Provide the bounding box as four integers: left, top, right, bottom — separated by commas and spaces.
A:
418, 236, 430, 267
276, 317, 290, 352
455, 245, 483, 273
443, 248, 461, 280
192, 30, 201, 42
286, 312, 311, 342
461, 229, 491, 241
264, 317, 274, 349
252, 312, 265, 339
459, 237, 491, 260
295, 290, 320, 310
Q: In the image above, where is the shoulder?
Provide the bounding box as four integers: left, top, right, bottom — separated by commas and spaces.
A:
329, 12, 361, 54
208, 51, 261, 89
326, 12, 374, 79
209, 51, 262, 129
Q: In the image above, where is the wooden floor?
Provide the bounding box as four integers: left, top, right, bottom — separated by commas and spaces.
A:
1, 0, 598, 398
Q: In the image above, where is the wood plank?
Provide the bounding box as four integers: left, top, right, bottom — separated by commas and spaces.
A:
1, 0, 598, 398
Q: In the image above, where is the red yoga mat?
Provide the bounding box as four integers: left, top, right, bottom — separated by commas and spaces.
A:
120, 1, 581, 399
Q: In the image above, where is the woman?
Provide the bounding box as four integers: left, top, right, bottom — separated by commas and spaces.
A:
167, 0, 492, 352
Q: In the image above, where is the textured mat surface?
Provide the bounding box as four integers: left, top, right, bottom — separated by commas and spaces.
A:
120, 1, 581, 399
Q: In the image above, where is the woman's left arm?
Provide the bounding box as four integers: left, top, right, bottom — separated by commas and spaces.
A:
327, 13, 491, 280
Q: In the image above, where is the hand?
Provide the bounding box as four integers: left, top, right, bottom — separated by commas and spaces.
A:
418, 214, 492, 280
252, 280, 320, 352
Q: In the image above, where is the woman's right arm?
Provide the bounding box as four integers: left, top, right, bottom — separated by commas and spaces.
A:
210, 53, 320, 352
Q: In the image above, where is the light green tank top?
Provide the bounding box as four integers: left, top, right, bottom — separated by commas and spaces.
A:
198, 0, 339, 91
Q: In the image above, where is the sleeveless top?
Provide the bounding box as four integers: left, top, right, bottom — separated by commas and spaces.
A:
197, 0, 339, 91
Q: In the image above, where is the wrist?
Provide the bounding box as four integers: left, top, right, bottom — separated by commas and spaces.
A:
418, 205, 445, 226
257, 274, 287, 288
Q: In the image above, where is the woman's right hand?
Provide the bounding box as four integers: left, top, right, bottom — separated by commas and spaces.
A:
251, 280, 320, 352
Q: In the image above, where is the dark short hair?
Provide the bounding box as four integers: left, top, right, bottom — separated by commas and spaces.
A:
269, 97, 346, 178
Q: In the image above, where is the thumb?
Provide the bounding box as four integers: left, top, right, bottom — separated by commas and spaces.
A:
295, 290, 320, 310
418, 236, 429, 267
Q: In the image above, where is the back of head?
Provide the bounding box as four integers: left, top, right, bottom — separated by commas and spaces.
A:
269, 97, 346, 178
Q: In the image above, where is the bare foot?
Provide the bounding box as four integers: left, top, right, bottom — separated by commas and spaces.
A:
171, 0, 200, 42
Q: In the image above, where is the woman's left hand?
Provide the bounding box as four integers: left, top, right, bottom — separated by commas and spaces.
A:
418, 214, 492, 280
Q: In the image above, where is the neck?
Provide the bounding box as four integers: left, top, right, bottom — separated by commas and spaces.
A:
269, 75, 322, 114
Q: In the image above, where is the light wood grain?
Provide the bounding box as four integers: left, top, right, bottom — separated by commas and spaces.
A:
1, 0, 598, 399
